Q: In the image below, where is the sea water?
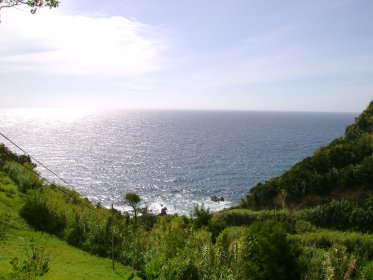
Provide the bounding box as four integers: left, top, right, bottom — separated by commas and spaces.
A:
0, 108, 356, 215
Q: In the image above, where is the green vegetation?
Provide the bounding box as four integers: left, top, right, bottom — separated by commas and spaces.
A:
0, 149, 139, 279
125, 193, 142, 225
243, 100, 373, 209
1, 101, 373, 279
10, 239, 51, 279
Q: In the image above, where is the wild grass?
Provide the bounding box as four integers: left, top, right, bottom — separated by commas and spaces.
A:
0, 175, 139, 280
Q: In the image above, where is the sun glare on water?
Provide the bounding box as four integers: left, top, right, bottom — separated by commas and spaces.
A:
1, 108, 97, 124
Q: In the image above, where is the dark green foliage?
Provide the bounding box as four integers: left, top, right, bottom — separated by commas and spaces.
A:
12, 178, 373, 279
125, 193, 141, 204
21, 189, 67, 237
191, 203, 212, 229
20, 186, 116, 257
125, 193, 141, 224
294, 219, 317, 234
292, 231, 373, 260
64, 211, 87, 247
243, 220, 301, 280
302, 198, 373, 233
212, 208, 260, 226
298, 246, 326, 280
0, 144, 32, 169
19, 182, 153, 269
212, 208, 301, 235
118, 223, 149, 269
244, 101, 373, 209
346, 101, 373, 137
216, 199, 373, 234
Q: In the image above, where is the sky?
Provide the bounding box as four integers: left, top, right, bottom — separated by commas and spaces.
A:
0, 0, 372, 112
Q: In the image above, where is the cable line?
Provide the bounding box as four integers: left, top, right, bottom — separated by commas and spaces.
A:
0, 131, 122, 270
0, 131, 110, 219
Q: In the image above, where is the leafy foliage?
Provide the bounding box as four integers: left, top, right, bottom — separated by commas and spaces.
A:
242, 220, 301, 280
125, 193, 141, 224
191, 203, 212, 229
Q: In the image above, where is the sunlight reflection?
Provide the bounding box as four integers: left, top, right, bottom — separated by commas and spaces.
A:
0, 108, 95, 124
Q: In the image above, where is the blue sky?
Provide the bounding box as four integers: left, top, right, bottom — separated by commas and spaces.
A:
0, 0, 372, 112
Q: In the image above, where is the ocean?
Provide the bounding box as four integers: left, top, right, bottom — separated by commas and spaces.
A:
0, 108, 356, 215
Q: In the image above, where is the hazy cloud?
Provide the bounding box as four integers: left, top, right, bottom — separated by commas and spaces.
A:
0, 10, 168, 76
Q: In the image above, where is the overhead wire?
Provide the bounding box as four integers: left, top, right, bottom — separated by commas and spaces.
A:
0, 131, 123, 270
0, 131, 111, 219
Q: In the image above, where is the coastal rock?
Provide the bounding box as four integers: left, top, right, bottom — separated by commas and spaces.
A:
211, 195, 224, 202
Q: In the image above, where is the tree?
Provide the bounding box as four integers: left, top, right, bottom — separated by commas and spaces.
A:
124, 193, 141, 225
243, 220, 301, 280
0, 0, 59, 14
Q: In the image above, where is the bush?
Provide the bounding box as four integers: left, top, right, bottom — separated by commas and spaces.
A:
302, 199, 373, 233
21, 189, 66, 237
191, 204, 211, 229
243, 220, 301, 280
294, 220, 317, 234
298, 246, 326, 280
292, 231, 373, 260
10, 239, 51, 279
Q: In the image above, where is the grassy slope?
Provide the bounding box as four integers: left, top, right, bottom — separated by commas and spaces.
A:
0, 175, 139, 280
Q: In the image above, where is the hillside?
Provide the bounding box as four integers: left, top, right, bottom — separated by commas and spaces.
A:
242, 100, 373, 210
0, 149, 139, 279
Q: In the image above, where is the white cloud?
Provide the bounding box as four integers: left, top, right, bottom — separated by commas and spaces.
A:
0, 9, 168, 76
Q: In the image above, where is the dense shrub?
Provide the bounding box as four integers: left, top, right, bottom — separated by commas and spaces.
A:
302, 199, 373, 233
21, 189, 67, 237
298, 246, 326, 280
191, 203, 212, 229
15, 182, 373, 279
242, 220, 301, 280
119, 223, 150, 269
292, 231, 373, 260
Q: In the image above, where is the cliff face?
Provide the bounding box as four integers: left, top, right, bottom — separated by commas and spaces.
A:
243, 101, 373, 210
